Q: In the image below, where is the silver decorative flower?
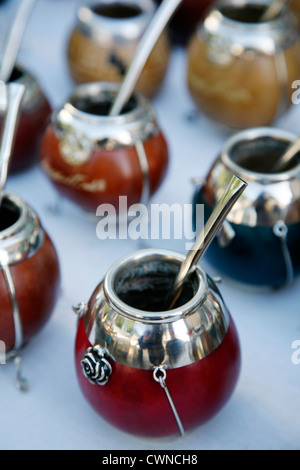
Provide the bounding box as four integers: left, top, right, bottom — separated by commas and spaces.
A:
81, 345, 112, 386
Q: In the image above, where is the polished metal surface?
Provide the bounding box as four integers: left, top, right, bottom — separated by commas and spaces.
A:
14, 355, 28, 392
0, 191, 44, 265
0, 191, 44, 372
76, 0, 155, 43
4, 348, 28, 391
204, 127, 300, 227
53, 81, 159, 163
260, 0, 287, 22
167, 175, 247, 309
135, 139, 150, 205
81, 249, 230, 370
200, 0, 298, 59
153, 366, 185, 437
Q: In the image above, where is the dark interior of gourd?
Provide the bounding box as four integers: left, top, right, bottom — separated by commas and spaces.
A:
92, 3, 142, 19
220, 4, 277, 23
8, 66, 24, 83
0, 197, 20, 231
71, 92, 137, 116
115, 260, 198, 312
233, 137, 300, 173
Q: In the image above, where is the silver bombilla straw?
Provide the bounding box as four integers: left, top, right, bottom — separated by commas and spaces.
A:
260, 0, 288, 22
272, 136, 300, 173
167, 175, 247, 310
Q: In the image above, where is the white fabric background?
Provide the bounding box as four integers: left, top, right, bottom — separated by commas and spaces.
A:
0, 0, 300, 450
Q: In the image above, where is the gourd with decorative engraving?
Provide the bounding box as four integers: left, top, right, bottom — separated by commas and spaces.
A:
39, 82, 169, 214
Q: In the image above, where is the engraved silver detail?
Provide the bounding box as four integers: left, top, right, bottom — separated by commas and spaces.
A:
59, 128, 94, 165
153, 366, 185, 437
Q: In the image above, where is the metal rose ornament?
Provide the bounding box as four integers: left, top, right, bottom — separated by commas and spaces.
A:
187, 0, 300, 129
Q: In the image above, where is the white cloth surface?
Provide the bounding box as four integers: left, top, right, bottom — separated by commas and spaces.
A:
0, 0, 300, 451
